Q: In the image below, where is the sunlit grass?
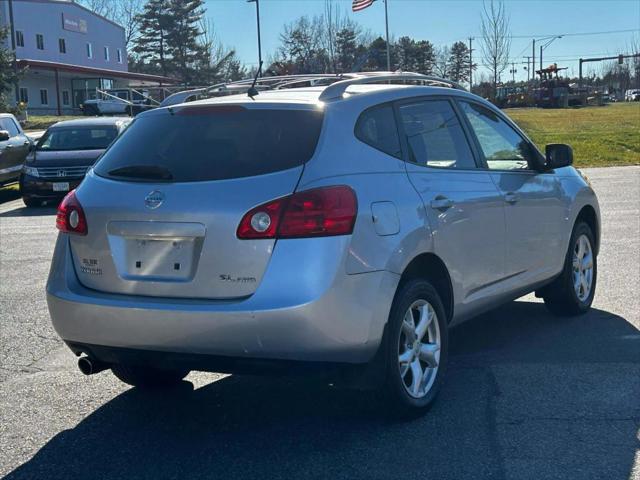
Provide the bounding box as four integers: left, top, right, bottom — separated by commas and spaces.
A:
506, 102, 640, 167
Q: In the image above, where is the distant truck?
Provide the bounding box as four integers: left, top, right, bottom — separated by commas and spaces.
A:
82, 88, 156, 116
625, 89, 640, 102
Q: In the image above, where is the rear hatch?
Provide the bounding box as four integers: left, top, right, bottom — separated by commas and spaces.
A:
69, 103, 324, 299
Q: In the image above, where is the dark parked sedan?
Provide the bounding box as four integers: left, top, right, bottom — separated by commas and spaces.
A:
20, 118, 130, 207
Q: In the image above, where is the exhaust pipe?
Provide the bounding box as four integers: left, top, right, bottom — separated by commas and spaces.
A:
77, 356, 109, 376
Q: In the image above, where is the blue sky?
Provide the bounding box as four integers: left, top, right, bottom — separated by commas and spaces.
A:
204, 0, 640, 81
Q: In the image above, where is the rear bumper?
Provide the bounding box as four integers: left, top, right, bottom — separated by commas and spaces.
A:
47, 234, 399, 365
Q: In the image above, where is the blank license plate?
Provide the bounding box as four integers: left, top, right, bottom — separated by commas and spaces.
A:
52, 182, 70, 192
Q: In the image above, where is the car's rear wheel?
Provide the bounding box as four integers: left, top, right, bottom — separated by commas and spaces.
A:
381, 279, 448, 416
542, 221, 597, 316
111, 364, 190, 388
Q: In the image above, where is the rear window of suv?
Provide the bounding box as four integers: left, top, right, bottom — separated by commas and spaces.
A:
94, 106, 324, 182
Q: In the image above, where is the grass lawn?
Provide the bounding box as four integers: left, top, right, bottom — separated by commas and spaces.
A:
22, 115, 84, 131
506, 102, 640, 167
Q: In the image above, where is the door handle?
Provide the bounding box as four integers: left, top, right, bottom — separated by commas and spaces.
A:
430, 196, 453, 210
23, 141, 30, 145
504, 192, 518, 204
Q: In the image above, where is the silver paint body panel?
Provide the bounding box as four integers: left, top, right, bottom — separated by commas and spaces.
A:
46, 86, 601, 364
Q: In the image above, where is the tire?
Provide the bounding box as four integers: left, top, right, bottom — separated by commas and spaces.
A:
380, 279, 448, 416
542, 221, 597, 316
23, 197, 42, 208
111, 364, 190, 389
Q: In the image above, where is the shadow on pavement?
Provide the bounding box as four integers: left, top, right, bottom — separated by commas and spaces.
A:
0, 184, 21, 205
0, 205, 57, 217
5, 302, 639, 480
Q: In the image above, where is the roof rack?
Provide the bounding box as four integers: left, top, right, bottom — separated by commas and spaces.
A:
318, 73, 465, 102
159, 74, 357, 107
159, 72, 465, 107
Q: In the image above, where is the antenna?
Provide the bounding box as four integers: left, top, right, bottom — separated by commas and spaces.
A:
247, 61, 263, 100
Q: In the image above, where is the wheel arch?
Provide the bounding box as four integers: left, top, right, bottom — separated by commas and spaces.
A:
399, 253, 454, 324
575, 204, 600, 255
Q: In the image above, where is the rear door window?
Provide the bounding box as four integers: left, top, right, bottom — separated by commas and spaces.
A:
398, 99, 476, 169
94, 106, 325, 182
355, 104, 402, 158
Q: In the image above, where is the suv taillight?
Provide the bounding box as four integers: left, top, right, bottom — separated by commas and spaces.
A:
56, 190, 87, 235
237, 186, 357, 239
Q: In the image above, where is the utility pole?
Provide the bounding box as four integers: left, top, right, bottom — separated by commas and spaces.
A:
510, 62, 516, 82
247, 0, 262, 77
523, 56, 531, 82
532, 39, 536, 84
468, 37, 474, 89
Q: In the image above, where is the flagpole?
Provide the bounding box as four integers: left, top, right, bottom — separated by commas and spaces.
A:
384, 0, 391, 71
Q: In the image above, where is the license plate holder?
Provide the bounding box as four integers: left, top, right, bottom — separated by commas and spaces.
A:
123, 237, 196, 281
52, 182, 70, 192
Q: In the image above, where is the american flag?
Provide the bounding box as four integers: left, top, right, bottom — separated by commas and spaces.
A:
352, 0, 376, 12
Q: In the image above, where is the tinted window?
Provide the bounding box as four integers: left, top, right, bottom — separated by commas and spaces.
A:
459, 101, 535, 170
94, 107, 324, 183
37, 127, 118, 151
355, 104, 401, 158
399, 100, 476, 169
0, 118, 20, 137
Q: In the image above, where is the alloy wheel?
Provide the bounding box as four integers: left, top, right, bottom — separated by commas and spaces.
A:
398, 300, 441, 399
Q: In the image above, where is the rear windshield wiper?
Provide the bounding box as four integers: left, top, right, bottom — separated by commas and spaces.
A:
107, 165, 174, 181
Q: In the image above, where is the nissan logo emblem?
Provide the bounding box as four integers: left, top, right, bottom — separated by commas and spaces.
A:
144, 190, 164, 209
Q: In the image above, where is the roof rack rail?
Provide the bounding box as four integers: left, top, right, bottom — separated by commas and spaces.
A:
159, 74, 354, 107
159, 72, 465, 108
317, 73, 465, 102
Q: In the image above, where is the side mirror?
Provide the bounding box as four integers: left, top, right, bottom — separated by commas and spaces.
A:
28, 142, 36, 152
0, 130, 10, 142
545, 144, 573, 169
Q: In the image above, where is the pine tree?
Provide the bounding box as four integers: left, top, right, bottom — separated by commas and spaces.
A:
166, 0, 208, 84
132, 0, 172, 77
448, 41, 473, 83
413, 40, 436, 75
335, 26, 358, 73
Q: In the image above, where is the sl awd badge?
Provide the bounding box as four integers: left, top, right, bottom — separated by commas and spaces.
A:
144, 190, 164, 209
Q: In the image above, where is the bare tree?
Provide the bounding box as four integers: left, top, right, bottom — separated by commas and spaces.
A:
480, 0, 511, 99
77, 0, 143, 47
433, 46, 450, 78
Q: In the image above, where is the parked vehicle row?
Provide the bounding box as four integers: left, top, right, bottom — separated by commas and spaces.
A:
45, 72, 601, 416
0, 113, 131, 207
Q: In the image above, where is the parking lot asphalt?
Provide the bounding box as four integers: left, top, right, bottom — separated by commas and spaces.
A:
0, 166, 638, 480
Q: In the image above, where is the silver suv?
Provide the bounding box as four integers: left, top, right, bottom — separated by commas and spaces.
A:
47, 73, 600, 414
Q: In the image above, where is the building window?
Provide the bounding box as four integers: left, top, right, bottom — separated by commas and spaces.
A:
15, 31, 24, 47
59, 38, 66, 54
104, 46, 110, 61
36, 34, 44, 50
86, 43, 93, 59
19, 87, 28, 103
62, 90, 70, 106
40, 89, 49, 105
117, 48, 123, 64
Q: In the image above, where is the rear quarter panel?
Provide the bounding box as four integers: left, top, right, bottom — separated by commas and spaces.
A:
298, 101, 432, 276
